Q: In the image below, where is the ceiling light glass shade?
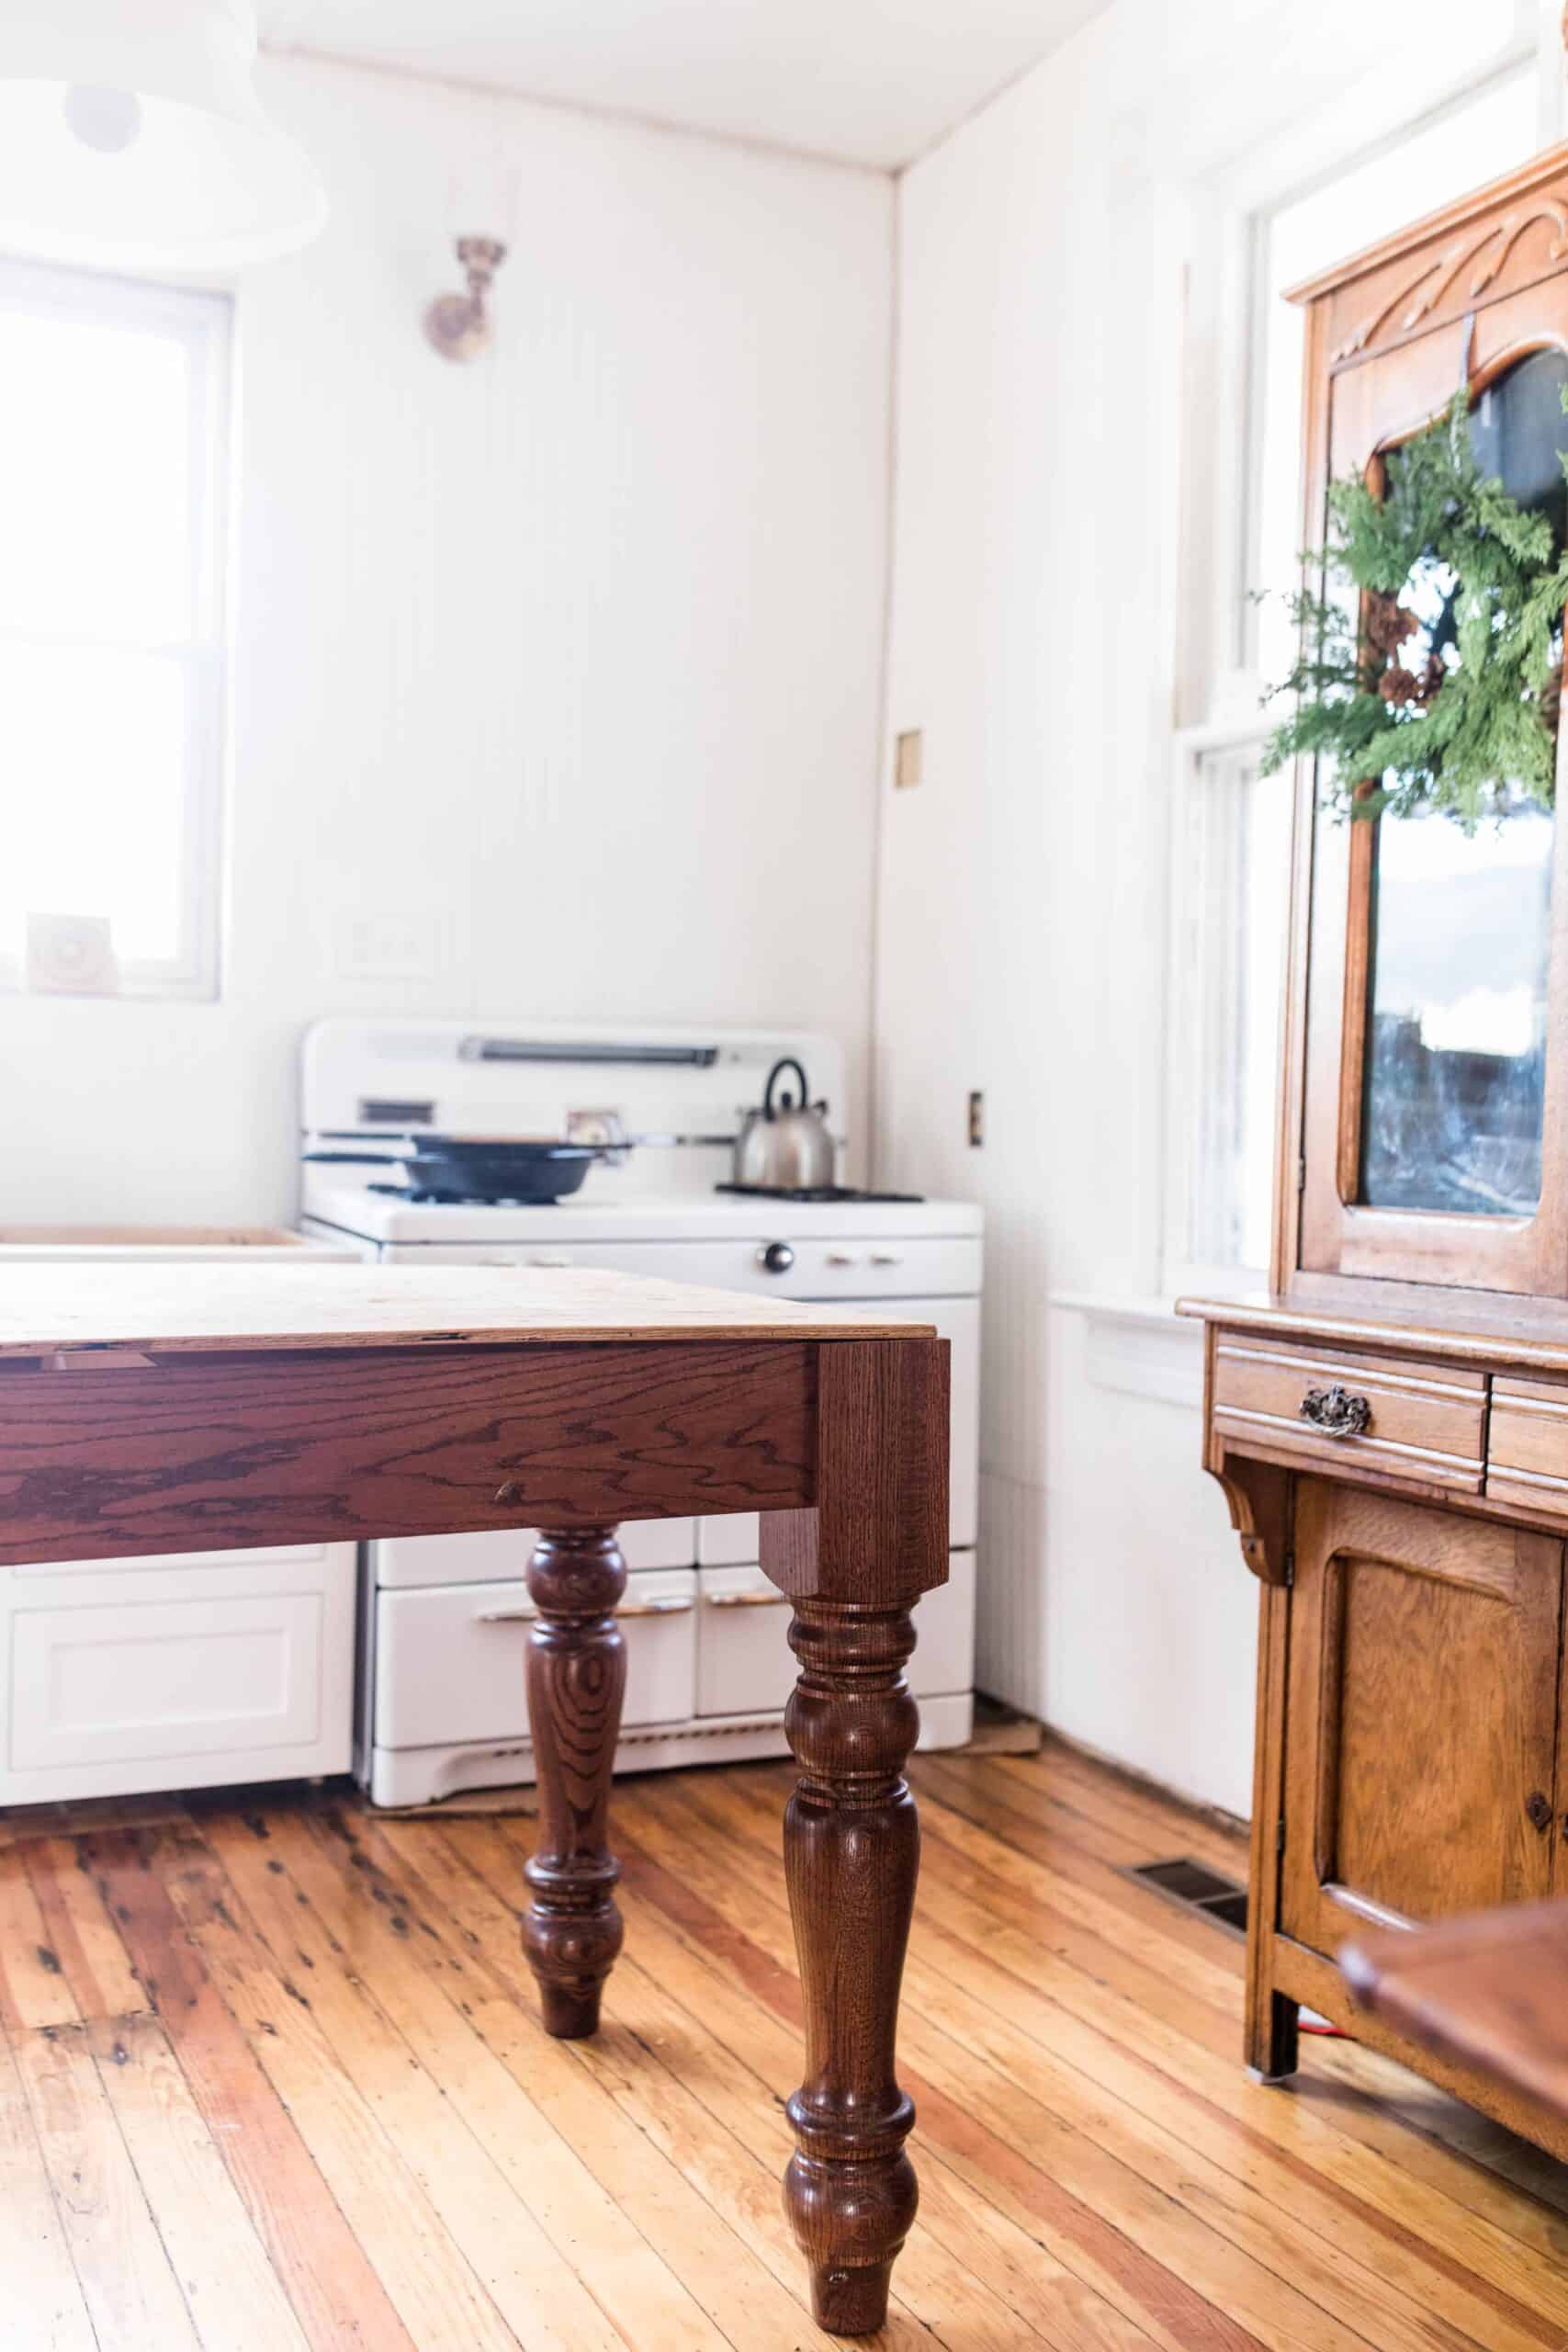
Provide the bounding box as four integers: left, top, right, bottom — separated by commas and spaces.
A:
0, 0, 326, 271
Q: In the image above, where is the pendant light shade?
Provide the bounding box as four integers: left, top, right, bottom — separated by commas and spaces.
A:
0, 0, 326, 271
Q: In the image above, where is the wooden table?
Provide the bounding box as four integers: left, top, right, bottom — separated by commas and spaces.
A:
0, 1261, 950, 2337
1343, 1900, 1568, 2128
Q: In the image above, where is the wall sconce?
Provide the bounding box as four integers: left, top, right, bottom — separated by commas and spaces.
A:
424, 235, 506, 363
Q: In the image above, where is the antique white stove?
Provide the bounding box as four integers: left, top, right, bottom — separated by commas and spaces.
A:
299, 1017, 983, 1806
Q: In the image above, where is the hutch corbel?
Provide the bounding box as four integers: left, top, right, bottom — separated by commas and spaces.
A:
1186, 140, 1568, 2155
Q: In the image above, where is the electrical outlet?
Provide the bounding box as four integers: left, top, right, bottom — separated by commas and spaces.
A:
968, 1090, 984, 1147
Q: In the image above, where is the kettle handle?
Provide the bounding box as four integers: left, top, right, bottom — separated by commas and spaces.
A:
763, 1057, 810, 1117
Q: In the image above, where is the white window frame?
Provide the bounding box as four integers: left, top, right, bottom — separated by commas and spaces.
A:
1159, 21, 1557, 1300
0, 257, 232, 1002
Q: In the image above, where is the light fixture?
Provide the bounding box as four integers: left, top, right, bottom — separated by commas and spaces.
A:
424, 236, 507, 363
0, 0, 326, 272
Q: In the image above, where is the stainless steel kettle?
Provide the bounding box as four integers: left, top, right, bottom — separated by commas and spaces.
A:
733, 1057, 836, 1191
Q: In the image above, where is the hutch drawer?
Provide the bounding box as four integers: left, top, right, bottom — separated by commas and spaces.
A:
1211, 1334, 1485, 1491
1487, 1378, 1568, 1517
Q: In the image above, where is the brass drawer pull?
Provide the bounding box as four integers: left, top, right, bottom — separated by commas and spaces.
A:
1299, 1383, 1371, 1438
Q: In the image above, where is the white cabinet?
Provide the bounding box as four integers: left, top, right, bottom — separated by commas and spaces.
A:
0, 1544, 355, 1804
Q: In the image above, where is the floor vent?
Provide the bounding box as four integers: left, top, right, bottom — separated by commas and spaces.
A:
1125, 1857, 1247, 1939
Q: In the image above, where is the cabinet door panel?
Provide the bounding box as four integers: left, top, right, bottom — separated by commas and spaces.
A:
1281, 1481, 1561, 1956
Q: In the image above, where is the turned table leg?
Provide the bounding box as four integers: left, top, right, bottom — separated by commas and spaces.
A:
522, 1525, 626, 2038
781, 1596, 921, 2336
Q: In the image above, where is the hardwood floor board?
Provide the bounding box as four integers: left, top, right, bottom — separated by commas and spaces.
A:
156, 1827, 521, 2352
609, 1794, 1273, 2352
911, 1756, 1249, 1973
0, 1843, 85, 2032
200, 1811, 632, 2352
24, 1838, 150, 2024
83, 2012, 310, 2352
861, 1765, 1568, 2264
1302, 2037, 1568, 2233
622, 1785, 1423, 2352
903, 1760, 1249, 1985
267, 1807, 737, 2352
13, 2017, 202, 2350
710, 1764, 1243, 2062
0, 2011, 99, 2351
681, 1768, 1568, 2346
82, 1826, 418, 2352
996, 1745, 1248, 1877
433, 1815, 947, 2348
315, 1805, 850, 2352
3, 1749, 1564, 2352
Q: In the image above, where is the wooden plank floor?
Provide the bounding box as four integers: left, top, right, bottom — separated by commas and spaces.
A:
4, 1745, 1568, 2349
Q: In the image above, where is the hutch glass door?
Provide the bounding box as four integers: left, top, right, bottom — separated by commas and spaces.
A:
1299, 334, 1568, 1292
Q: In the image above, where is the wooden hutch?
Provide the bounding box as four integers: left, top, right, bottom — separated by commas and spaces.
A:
1185, 141, 1568, 2155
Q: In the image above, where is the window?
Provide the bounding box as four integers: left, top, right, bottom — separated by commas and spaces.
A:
0, 259, 231, 1000
1164, 65, 1540, 1290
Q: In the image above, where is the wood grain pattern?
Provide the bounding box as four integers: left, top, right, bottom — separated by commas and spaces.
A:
6, 1753, 1568, 2347
1345, 1898, 1568, 2127
0, 1283, 950, 2329
1281, 1483, 1560, 1951
1212, 1335, 1486, 1491
0, 1339, 816, 1566
0, 1261, 927, 1359
522, 1528, 628, 2040
760, 1339, 949, 2335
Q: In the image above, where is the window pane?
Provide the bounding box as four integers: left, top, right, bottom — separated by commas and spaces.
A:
0, 303, 193, 644
1361, 808, 1552, 1215
1170, 743, 1292, 1272
0, 641, 188, 965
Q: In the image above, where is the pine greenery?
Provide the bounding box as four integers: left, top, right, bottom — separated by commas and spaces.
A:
1261, 390, 1568, 828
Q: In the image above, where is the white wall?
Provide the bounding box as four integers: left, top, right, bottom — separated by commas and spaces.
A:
874, 0, 1529, 1816
2, 54, 892, 1225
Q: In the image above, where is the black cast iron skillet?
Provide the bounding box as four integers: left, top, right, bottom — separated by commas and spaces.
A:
303, 1136, 601, 1204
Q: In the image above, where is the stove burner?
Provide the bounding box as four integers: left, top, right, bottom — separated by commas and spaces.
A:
716, 1182, 925, 1204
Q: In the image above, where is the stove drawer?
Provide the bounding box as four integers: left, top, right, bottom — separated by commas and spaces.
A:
373, 1569, 696, 1749
373, 1519, 695, 1590
695, 1551, 976, 1718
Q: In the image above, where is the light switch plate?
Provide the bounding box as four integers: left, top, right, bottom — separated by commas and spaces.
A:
895, 729, 923, 789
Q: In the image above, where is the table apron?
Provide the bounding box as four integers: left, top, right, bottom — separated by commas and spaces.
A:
0, 1338, 817, 1566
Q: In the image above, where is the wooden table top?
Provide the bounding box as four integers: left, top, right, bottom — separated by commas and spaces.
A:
1342, 1899, 1568, 2123
0, 1261, 930, 1360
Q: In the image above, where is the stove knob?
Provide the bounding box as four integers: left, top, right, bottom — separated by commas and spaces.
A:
759, 1240, 795, 1275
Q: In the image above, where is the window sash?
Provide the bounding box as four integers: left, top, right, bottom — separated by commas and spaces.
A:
0, 259, 231, 1001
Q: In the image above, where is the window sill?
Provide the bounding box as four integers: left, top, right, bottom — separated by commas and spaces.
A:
1049, 1290, 1204, 1408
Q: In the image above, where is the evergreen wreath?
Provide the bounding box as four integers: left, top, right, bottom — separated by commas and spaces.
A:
1261, 389, 1568, 828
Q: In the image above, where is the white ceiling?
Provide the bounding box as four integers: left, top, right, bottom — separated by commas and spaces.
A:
258, 0, 1111, 171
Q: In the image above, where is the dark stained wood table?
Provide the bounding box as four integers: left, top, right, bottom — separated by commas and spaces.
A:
0, 1261, 950, 2337
1343, 1900, 1568, 2128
